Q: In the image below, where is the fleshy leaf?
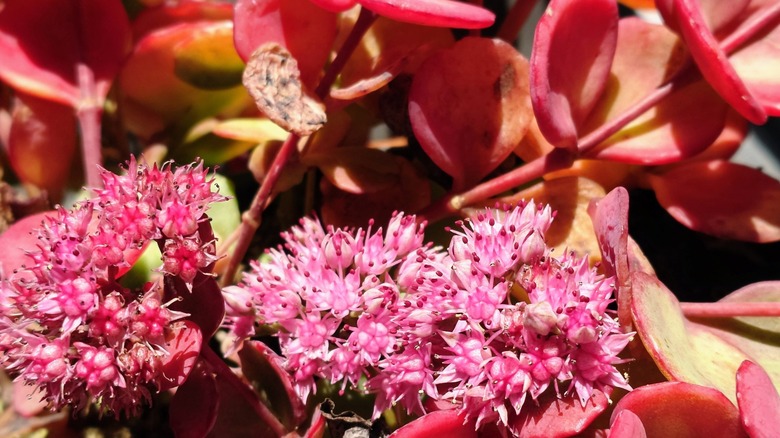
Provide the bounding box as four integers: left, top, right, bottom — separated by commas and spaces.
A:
736, 360, 780, 438
159, 320, 203, 391
729, 3, 780, 116
388, 409, 477, 438
409, 37, 532, 189
588, 187, 634, 332
233, 0, 337, 88
630, 272, 753, 403
530, 0, 618, 149
212, 118, 289, 143
357, 0, 495, 29
131, 1, 233, 41
608, 410, 646, 438
242, 43, 327, 136
510, 388, 610, 438
173, 21, 245, 90
657, 0, 767, 124
610, 381, 746, 437
118, 21, 249, 139
584, 18, 728, 165
321, 155, 430, 227
306, 147, 400, 194
239, 341, 307, 430
7, 93, 77, 200
688, 282, 780, 397
309, 0, 357, 13
170, 360, 218, 438
648, 160, 780, 242
0, 0, 130, 106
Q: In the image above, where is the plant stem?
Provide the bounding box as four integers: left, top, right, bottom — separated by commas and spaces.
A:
420, 1, 780, 220
497, 0, 538, 43
221, 8, 378, 286
76, 63, 103, 188
201, 346, 288, 437
681, 302, 780, 318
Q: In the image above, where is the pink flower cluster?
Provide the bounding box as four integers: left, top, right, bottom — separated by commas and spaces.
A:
0, 159, 224, 417
223, 201, 632, 433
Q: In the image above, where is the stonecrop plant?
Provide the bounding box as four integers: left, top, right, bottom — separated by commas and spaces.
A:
223, 202, 633, 434
1, 0, 780, 436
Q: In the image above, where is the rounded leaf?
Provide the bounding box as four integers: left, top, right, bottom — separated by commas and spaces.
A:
608, 410, 646, 438
409, 37, 532, 189
233, 0, 337, 88
0, 0, 130, 106
357, 0, 494, 29
170, 360, 218, 438
173, 21, 245, 90
610, 381, 746, 438
649, 160, 780, 242
736, 360, 780, 438
389, 409, 477, 438
530, 0, 618, 148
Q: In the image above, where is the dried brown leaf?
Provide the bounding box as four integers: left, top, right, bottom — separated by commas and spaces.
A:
242, 43, 326, 136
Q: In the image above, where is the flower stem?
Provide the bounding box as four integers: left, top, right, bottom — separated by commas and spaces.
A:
201, 346, 288, 437
76, 63, 103, 188
681, 302, 780, 318
220, 8, 378, 286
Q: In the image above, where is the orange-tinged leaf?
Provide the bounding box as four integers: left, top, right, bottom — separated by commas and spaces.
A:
0, 0, 130, 106
131, 1, 233, 41
212, 118, 289, 143
118, 21, 249, 139
306, 147, 400, 194
357, 0, 495, 29
409, 37, 532, 189
649, 160, 780, 242
584, 18, 728, 165
173, 21, 245, 90
8, 94, 77, 200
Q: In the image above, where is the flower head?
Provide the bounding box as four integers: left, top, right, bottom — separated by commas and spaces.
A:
0, 158, 224, 417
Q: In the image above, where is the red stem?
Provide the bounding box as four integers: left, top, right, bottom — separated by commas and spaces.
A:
681, 302, 780, 318
201, 346, 288, 437
221, 8, 378, 286
76, 63, 103, 188
497, 0, 538, 43
421, 1, 780, 220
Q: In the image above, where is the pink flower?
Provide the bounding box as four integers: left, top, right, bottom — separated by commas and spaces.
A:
0, 158, 224, 417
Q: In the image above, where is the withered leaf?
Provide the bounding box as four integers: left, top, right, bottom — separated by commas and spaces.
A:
242, 43, 327, 136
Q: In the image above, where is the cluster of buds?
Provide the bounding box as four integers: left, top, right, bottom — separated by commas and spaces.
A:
223, 201, 632, 434
0, 158, 224, 417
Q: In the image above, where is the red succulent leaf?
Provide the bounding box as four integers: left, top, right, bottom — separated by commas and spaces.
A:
588, 187, 632, 331
0, 0, 130, 106
238, 341, 307, 430
409, 37, 532, 190
209, 369, 281, 437
308, 0, 357, 12
608, 410, 646, 438
303, 408, 327, 438
389, 409, 477, 438
530, 0, 618, 149
584, 18, 729, 165
356, 0, 495, 29
169, 359, 219, 438
12, 382, 46, 418
509, 388, 610, 438
648, 160, 780, 242
729, 2, 780, 117
164, 272, 225, 339
159, 320, 203, 391
233, 0, 337, 89
131, 1, 233, 41
610, 381, 747, 438
656, 0, 767, 124
7, 93, 77, 200
736, 360, 780, 438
